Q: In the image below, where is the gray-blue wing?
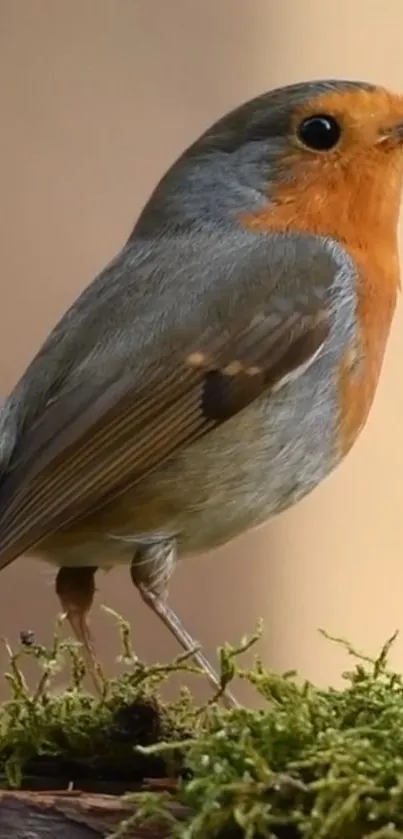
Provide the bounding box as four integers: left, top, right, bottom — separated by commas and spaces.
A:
0, 231, 334, 566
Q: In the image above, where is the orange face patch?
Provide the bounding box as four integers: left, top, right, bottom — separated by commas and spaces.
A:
240, 87, 403, 455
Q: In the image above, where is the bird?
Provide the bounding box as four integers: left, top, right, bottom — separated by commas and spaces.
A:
0, 78, 402, 706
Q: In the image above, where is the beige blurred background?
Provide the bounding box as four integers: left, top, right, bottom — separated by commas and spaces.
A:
0, 0, 402, 702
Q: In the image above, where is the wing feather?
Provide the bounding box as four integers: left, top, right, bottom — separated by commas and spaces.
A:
0, 230, 338, 566
0, 308, 329, 564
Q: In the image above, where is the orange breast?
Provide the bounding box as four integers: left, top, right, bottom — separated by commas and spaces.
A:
336, 242, 399, 454
240, 148, 401, 456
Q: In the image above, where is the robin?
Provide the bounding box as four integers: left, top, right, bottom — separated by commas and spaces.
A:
0, 78, 402, 706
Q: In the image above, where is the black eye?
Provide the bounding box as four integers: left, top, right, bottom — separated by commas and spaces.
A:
297, 114, 341, 151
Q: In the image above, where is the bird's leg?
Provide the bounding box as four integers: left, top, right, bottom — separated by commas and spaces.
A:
55, 565, 102, 694
128, 536, 240, 709
137, 583, 240, 710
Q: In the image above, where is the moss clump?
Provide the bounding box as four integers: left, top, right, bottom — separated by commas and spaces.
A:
0, 608, 258, 793
0, 608, 202, 790
2, 615, 403, 839
116, 630, 403, 839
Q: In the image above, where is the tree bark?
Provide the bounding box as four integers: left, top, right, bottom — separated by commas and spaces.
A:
0, 789, 188, 839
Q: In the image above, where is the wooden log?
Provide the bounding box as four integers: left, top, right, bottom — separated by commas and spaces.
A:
0, 788, 189, 839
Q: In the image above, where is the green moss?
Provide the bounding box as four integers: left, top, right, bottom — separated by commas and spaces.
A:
2, 615, 403, 839
0, 608, 200, 790
114, 630, 403, 839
